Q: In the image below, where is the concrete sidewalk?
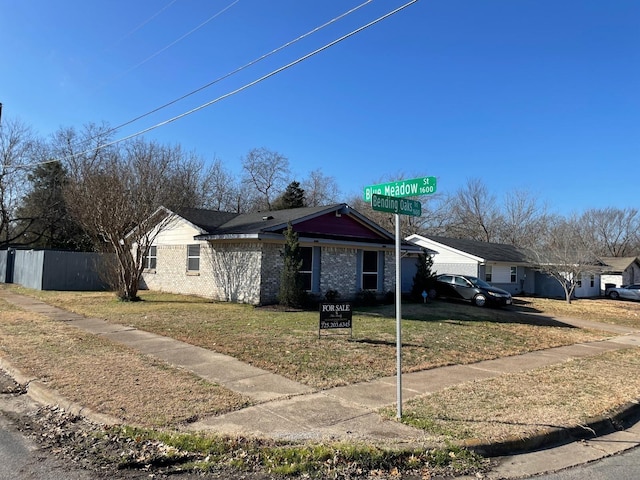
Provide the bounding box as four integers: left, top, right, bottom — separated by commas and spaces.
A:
3, 289, 640, 477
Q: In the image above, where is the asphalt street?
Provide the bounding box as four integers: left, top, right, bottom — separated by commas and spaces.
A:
0, 409, 94, 480
526, 445, 640, 480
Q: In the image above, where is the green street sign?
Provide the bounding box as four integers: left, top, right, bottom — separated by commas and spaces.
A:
363, 176, 437, 202
371, 194, 422, 217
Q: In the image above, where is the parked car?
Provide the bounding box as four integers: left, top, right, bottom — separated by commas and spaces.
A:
435, 274, 512, 307
606, 284, 640, 301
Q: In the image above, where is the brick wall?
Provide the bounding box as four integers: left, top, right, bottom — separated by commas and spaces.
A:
143, 243, 268, 304
207, 242, 263, 304
143, 241, 399, 305
142, 244, 216, 298
319, 247, 359, 299
383, 251, 395, 293
259, 243, 282, 304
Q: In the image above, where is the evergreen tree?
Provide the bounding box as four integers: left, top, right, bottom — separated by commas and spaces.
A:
279, 223, 306, 308
272, 181, 306, 210
411, 251, 437, 302
17, 161, 92, 250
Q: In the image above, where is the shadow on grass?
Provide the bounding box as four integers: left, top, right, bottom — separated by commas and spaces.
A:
361, 300, 579, 329
349, 338, 426, 348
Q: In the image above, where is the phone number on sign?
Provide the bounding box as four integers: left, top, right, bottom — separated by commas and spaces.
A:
320, 320, 352, 329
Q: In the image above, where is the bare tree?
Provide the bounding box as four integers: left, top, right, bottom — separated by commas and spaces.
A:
580, 207, 640, 257
528, 217, 601, 304
443, 178, 501, 242
0, 118, 36, 246
241, 147, 290, 211
199, 158, 241, 212
497, 189, 550, 249
60, 129, 206, 301
301, 169, 340, 207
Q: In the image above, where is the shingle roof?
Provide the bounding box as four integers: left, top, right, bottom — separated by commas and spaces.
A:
207, 205, 343, 235
173, 208, 239, 232
174, 204, 394, 240
426, 235, 530, 263
600, 256, 640, 273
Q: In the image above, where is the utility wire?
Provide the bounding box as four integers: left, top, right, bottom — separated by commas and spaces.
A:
101, 0, 373, 138
121, 0, 241, 76
19, 0, 419, 169
18, 1, 373, 167
113, 0, 180, 45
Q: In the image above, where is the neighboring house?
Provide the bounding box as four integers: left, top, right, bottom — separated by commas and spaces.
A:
140, 204, 422, 305
600, 257, 640, 292
405, 234, 602, 298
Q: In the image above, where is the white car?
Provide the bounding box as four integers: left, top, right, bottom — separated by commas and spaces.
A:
606, 284, 640, 301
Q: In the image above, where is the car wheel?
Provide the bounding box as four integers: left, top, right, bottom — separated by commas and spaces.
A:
473, 294, 487, 307
609, 291, 620, 300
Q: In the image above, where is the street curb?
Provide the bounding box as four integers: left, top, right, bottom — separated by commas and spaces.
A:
463, 399, 640, 457
0, 356, 120, 427
5, 344, 640, 459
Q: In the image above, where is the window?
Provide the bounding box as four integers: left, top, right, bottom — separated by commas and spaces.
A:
577, 275, 582, 288
590, 275, 595, 287
143, 246, 157, 270
438, 275, 454, 284
485, 266, 492, 282
187, 244, 200, 272
510, 266, 517, 283
362, 250, 378, 290
300, 247, 313, 291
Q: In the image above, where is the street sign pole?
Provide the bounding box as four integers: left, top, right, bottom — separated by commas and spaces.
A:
365, 177, 438, 419
395, 213, 402, 419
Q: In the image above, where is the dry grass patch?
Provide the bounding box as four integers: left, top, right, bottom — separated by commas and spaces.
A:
513, 296, 640, 327
0, 298, 249, 427
10, 287, 610, 389
394, 348, 640, 443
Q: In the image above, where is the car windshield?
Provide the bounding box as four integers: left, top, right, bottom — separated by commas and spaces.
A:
467, 276, 492, 288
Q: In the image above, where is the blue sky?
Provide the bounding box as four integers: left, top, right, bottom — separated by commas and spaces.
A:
1, 0, 638, 214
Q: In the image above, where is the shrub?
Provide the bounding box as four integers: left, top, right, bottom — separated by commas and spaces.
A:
355, 289, 377, 307
410, 251, 437, 302
324, 289, 340, 302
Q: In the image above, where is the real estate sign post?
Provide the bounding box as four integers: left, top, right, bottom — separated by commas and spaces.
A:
366, 177, 437, 419
318, 302, 353, 338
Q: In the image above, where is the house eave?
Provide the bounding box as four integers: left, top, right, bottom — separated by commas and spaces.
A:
406, 234, 485, 263
194, 233, 261, 241
194, 232, 422, 252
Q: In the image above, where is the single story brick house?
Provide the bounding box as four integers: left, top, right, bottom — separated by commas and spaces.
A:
140, 204, 422, 305
406, 234, 602, 298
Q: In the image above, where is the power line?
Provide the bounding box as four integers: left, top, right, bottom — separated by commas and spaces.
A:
101, 0, 373, 138
20, 0, 419, 169
118, 0, 241, 78
26, 1, 374, 165
113, 0, 181, 45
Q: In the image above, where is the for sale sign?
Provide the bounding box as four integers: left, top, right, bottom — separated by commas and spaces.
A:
319, 303, 352, 330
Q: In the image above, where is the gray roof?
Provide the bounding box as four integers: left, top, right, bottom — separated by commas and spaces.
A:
600, 256, 640, 273
174, 208, 239, 232
426, 236, 530, 263
204, 204, 345, 236
171, 204, 408, 247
